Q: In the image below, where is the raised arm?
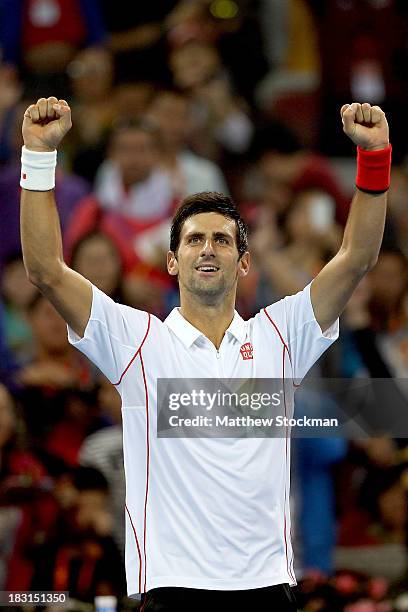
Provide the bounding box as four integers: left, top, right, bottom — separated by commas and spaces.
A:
310, 102, 390, 332
20, 97, 92, 337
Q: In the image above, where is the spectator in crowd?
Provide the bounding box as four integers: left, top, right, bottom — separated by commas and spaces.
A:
0, 0, 106, 97
308, 0, 408, 158
367, 248, 408, 336
0, 98, 90, 270
251, 189, 341, 303
99, 0, 177, 84
165, 0, 268, 103
30, 466, 126, 601
337, 466, 408, 580
79, 376, 125, 552
65, 120, 178, 276
169, 37, 254, 160
0, 384, 50, 590
257, 0, 321, 147
15, 293, 96, 463
67, 46, 115, 182
295, 427, 347, 575
0, 302, 17, 388
387, 166, 408, 258
147, 88, 229, 197
251, 121, 350, 225
69, 230, 166, 314
0, 64, 23, 165
17, 292, 94, 394
1, 253, 36, 364
69, 231, 125, 303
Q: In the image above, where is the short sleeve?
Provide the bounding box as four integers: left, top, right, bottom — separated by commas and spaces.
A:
283, 282, 339, 381
67, 285, 150, 384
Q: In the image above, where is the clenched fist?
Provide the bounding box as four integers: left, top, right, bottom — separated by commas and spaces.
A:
341, 102, 389, 151
22, 96, 72, 152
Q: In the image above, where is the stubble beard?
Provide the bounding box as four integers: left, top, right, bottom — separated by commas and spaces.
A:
181, 269, 236, 306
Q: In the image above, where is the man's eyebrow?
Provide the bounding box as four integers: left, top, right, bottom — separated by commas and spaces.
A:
184, 231, 205, 239
184, 230, 233, 240
213, 231, 232, 240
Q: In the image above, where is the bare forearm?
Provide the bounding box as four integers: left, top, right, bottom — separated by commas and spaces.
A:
20, 188, 65, 286
340, 189, 387, 271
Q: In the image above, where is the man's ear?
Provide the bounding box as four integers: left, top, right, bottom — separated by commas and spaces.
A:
238, 251, 250, 278
167, 251, 179, 276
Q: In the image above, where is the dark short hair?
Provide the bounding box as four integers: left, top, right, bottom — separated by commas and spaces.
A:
170, 192, 248, 257
250, 121, 302, 159
73, 466, 109, 493
110, 117, 160, 146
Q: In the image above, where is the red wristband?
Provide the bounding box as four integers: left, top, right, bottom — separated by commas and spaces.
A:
356, 144, 392, 194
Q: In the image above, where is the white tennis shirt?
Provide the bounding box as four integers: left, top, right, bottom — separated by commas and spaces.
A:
68, 282, 338, 597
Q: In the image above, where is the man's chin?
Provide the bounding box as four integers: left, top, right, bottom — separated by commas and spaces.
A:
189, 282, 226, 304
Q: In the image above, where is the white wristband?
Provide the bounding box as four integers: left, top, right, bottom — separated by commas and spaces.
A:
20, 146, 57, 191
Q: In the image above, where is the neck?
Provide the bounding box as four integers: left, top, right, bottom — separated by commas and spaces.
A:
160, 148, 179, 168
179, 293, 235, 350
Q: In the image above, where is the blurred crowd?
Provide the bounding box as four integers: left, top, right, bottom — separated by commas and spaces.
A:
0, 0, 408, 610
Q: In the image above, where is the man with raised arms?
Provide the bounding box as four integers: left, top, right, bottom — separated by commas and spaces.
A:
20, 97, 390, 611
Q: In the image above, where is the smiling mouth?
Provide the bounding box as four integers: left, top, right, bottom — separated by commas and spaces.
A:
195, 265, 220, 273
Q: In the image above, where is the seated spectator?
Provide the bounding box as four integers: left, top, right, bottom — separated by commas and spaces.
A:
30, 466, 126, 601
68, 47, 115, 182
1, 253, 36, 364
69, 231, 125, 302
112, 82, 155, 123
100, 0, 176, 84
168, 38, 254, 160
165, 0, 268, 103
69, 230, 166, 314
15, 293, 96, 459
251, 121, 350, 224
0, 99, 90, 269
17, 292, 94, 394
65, 120, 178, 276
339, 466, 408, 547
387, 167, 408, 259
79, 376, 125, 552
367, 248, 408, 336
0, 302, 18, 389
0, 384, 50, 590
0, 64, 23, 165
147, 88, 228, 197
0, 0, 106, 97
309, 0, 407, 158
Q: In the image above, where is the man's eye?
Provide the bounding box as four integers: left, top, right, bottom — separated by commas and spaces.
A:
216, 237, 228, 244
188, 236, 200, 243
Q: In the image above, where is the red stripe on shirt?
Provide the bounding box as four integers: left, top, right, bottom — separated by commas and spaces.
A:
113, 313, 151, 386
125, 504, 143, 593
139, 351, 150, 597
282, 345, 297, 584
263, 307, 300, 388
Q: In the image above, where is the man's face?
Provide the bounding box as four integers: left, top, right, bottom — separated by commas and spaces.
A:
29, 298, 69, 354
111, 128, 157, 186
149, 93, 189, 149
167, 212, 249, 305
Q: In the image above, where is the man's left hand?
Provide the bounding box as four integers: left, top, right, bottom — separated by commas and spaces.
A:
341, 102, 389, 150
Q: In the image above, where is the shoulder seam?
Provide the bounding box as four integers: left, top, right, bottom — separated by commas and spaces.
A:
113, 313, 152, 386
88, 317, 140, 352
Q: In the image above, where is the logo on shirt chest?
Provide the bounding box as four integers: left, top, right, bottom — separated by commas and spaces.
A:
240, 342, 253, 360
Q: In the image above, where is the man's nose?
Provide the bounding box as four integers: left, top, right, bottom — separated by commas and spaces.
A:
200, 239, 216, 258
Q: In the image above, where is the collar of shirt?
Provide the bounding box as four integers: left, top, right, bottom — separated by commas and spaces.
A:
164, 308, 247, 348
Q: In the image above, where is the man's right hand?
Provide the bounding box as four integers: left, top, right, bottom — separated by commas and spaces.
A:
22, 96, 72, 152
